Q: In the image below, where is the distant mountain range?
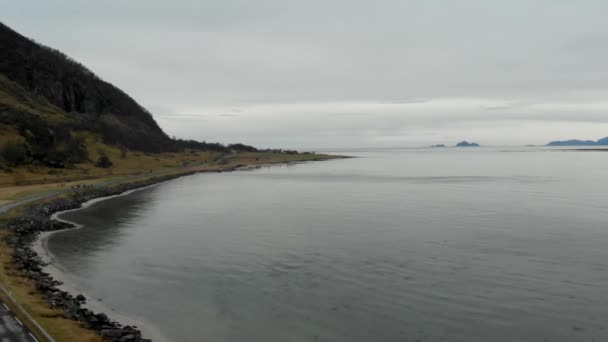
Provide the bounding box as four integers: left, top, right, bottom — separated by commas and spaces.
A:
429, 142, 480, 148
546, 137, 608, 146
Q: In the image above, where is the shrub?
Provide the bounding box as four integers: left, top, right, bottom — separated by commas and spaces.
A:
228, 143, 258, 152
64, 135, 88, 163
44, 149, 67, 168
0, 141, 28, 166
120, 146, 127, 159
95, 155, 112, 168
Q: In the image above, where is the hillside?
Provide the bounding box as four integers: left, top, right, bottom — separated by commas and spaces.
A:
0, 21, 341, 190
0, 21, 255, 172
0, 22, 173, 152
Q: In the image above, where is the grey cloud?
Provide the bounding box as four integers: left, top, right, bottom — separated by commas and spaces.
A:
2, 0, 608, 147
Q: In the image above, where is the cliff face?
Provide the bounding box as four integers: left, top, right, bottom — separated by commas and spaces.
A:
0, 22, 169, 152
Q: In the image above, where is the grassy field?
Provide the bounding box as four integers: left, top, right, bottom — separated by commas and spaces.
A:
0, 150, 338, 202
0, 150, 342, 341
0, 145, 222, 186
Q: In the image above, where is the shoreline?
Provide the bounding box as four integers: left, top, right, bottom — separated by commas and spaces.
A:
5, 170, 205, 341
33, 182, 172, 342
2, 155, 346, 341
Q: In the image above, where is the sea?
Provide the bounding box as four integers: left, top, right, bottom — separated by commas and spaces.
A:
47, 147, 608, 342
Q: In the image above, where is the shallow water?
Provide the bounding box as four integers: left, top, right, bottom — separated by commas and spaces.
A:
50, 147, 608, 341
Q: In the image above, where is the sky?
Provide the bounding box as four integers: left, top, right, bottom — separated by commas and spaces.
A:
2, 0, 608, 148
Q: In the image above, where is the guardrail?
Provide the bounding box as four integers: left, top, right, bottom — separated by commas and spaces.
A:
0, 282, 55, 342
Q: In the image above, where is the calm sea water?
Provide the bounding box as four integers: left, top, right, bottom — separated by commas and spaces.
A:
51, 147, 608, 342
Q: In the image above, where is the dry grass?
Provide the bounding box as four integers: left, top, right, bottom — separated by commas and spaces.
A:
0, 146, 222, 187
0, 229, 101, 342
0, 149, 338, 191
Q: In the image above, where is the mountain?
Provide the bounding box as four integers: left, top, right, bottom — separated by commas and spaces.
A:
546, 137, 608, 146
455, 141, 480, 147
0, 22, 172, 152
0, 22, 253, 168
597, 137, 608, 145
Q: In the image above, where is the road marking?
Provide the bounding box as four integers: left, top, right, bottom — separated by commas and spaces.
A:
1, 304, 8, 311
29, 332, 39, 342
14, 316, 23, 326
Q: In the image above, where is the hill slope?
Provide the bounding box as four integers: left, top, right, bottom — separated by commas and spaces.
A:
0, 22, 171, 152
0, 22, 260, 171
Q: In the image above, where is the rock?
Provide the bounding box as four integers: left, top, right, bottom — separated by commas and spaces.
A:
95, 313, 109, 323
118, 334, 138, 341
100, 329, 123, 338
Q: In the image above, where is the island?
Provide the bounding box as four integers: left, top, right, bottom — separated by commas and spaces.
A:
455, 141, 480, 147
546, 137, 608, 146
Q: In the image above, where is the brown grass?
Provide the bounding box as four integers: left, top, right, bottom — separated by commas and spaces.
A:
0, 147, 222, 187
0, 229, 101, 342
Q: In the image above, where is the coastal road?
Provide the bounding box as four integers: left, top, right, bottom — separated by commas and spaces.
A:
0, 175, 138, 215
0, 170, 171, 215
0, 194, 52, 342
0, 155, 223, 215
0, 302, 38, 342
0, 188, 71, 215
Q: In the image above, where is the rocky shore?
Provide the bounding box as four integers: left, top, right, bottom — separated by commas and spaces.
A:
3, 172, 201, 341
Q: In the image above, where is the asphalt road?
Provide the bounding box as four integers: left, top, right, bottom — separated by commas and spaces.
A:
0, 302, 37, 342
0, 171, 162, 215
0, 189, 69, 215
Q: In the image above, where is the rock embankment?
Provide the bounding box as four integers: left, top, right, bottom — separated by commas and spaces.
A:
4, 174, 191, 341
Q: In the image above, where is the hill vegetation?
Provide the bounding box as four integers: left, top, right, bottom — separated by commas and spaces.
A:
0, 22, 258, 170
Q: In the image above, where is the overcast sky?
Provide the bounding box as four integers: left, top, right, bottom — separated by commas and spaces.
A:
3, 0, 608, 148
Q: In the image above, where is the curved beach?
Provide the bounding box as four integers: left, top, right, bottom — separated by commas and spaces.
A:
32, 185, 172, 342
0, 156, 343, 342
